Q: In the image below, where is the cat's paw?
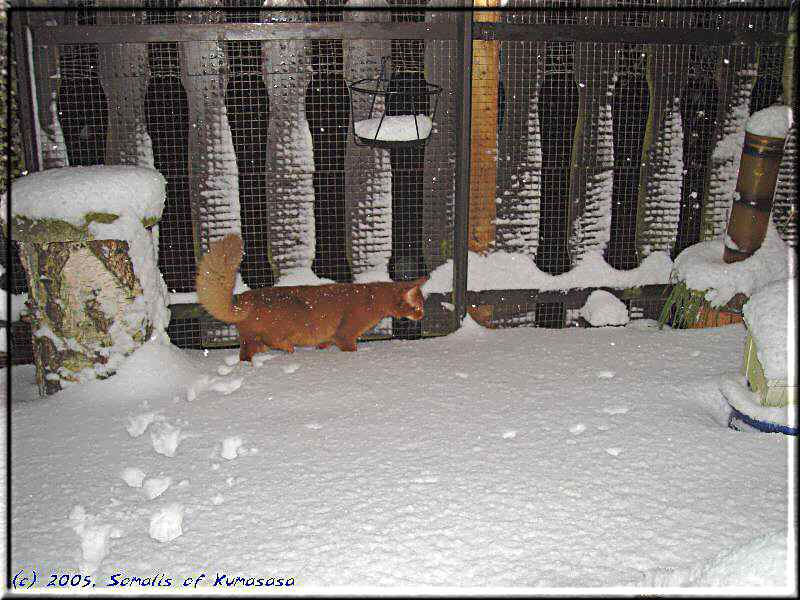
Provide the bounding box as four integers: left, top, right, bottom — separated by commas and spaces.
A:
334, 339, 357, 352
270, 340, 295, 353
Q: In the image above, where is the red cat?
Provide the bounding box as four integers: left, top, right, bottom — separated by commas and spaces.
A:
196, 234, 427, 361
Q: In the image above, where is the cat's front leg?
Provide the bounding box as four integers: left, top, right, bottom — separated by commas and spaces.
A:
268, 338, 296, 353
332, 312, 373, 352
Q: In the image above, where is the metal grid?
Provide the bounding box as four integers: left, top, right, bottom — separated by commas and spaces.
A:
5, 2, 792, 364
606, 44, 649, 271
143, 2, 196, 295
56, 47, 109, 167
9, 2, 459, 350
672, 44, 719, 257
700, 44, 761, 241
0, 30, 28, 298
504, 0, 788, 32
750, 40, 797, 247
488, 1, 789, 328
224, 4, 274, 289
0, 13, 27, 315
306, 1, 353, 284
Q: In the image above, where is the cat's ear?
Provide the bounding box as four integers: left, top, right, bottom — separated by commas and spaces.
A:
402, 285, 422, 305
410, 276, 428, 288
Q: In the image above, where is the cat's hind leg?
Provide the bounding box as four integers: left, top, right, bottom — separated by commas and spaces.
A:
239, 335, 263, 362
332, 322, 361, 351
332, 337, 357, 352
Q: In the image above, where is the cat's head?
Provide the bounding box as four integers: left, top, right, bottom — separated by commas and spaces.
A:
394, 277, 428, 321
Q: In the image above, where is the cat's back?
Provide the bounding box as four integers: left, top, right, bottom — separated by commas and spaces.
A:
251, 282, 389, 316
290, 282, 373, 307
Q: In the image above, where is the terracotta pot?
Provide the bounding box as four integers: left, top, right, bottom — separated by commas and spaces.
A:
687, 293, 747, 329
687, 304, 744, 329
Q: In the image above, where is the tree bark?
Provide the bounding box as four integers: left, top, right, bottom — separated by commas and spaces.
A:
19, 239, 152, 396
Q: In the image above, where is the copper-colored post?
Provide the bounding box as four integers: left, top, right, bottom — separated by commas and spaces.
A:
466, 0, 501, 327
723, 131, 787, 263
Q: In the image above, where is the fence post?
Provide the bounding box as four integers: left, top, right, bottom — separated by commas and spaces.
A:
464, 0, 499, 327
452, 1, 473, 327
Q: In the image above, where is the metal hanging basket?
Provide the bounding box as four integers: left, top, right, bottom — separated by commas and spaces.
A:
348, 58, 442, 150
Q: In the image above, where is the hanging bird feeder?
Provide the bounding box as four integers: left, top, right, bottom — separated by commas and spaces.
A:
348, 57, 442, 149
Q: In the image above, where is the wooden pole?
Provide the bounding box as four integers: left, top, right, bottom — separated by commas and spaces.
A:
469, 0, 500, 253
467, 0, 500, 326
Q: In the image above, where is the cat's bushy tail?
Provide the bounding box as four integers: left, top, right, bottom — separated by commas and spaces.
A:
196, 234, 251, 324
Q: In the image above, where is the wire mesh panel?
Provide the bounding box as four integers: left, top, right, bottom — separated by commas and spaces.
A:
143, 3, 196, 295
420, 10, 460, 337
772, 123, 797, 244
493, 41, 541, 327
57, 51, 109, 167
701, 45, 760, 241
672, 45, 719, 257
606, 43, 649, 271
1, 37, 29, 299
346, 14, 393, 289
485, 0, 791, 328
56, 1, 455, 350
305, 1, 353, 284
224, 3, 274, 289
750, 40, 797, 246
570, 43, 615, 266
6, 1, 792, 364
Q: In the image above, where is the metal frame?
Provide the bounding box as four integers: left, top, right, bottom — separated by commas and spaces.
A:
467, 284, 671, 309
30, 22, 460, 45
28, 16, 787, 48
9, 13, 40, 173
473, 22, 786, 46
453, 5, 472, 326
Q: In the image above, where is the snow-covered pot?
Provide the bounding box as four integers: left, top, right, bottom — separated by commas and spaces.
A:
741, 278, 796, 408
686, 293, 745, 329
722, 278, 797, 435
3, 166, 170, 396
723, 106, 792, 264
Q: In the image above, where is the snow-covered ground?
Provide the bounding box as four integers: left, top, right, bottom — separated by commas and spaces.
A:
4, 318, 795, 593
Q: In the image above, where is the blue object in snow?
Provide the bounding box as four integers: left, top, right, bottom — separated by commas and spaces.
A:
728, 406, 798, 436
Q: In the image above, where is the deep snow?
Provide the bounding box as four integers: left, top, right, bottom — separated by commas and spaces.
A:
3, 319, 795, 593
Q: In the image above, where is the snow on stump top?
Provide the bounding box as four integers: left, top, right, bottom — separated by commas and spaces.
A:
5, 166, 171, 397
672, 223, 795, 308
745, 105, 793, 139
4, 166, 166, 243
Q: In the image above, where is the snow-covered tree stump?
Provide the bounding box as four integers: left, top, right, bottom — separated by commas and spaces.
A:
3, 166, 170, 396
